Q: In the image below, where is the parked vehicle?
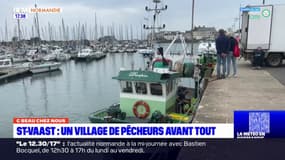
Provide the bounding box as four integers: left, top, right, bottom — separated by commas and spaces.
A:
241, 4, 285, 67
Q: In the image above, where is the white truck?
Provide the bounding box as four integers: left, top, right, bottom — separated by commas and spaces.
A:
241, 4, 285, 67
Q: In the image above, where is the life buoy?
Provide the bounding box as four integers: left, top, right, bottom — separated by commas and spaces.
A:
133, 100, 150, 119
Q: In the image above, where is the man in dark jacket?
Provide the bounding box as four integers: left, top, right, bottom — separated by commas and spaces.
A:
252, 47, 265, 69
215, 29, 229, 79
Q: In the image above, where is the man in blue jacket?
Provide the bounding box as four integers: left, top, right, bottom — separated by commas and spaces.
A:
215, 29, 229, 79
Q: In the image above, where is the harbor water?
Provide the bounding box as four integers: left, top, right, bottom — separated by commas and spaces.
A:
0, 43, 199, 137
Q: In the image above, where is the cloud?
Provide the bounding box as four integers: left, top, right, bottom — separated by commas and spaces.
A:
1, 0, 285, 40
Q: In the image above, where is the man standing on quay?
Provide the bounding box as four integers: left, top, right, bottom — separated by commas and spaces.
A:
215, 29, 229, 79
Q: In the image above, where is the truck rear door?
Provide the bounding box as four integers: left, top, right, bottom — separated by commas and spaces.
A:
241, 11, 249, 49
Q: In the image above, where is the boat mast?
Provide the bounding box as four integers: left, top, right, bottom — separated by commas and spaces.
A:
62, 18, 66, 41
16, 19, 22, 48
140, 22, 143, 40
35, 3, 41, 39
5, 19, 8, 41
66, 26, 69, 41
94, 12, 98, 40
17, 19, 21, 41
120, 24, 123, 40
143, 0, 167, 48
112, 22, 115, 38
0, 27, 3, 41
48, 22, 52, 41
59, 26, 62, 41
130, 24, 133, 40
125, 24, 129, 40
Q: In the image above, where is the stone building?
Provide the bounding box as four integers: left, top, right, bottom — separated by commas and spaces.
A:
192, 26, 217, 40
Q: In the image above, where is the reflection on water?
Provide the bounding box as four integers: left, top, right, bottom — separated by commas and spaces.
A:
22, 79, 33, 117
0, 53, 145, 137
42, 78, 48, 116
30, 70, 63, 82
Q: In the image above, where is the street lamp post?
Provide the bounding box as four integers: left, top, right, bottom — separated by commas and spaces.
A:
191, 0, 195, 55
190, 0, 199, 98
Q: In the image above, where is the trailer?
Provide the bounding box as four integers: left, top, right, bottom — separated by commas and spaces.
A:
241, 4, 285, 67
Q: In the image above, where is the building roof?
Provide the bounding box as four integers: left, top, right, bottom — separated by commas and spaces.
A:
112, 70, 181, 83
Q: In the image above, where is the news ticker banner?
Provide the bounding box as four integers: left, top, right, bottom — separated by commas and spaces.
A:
12, 110, 285, 139
13, 118, 232, 138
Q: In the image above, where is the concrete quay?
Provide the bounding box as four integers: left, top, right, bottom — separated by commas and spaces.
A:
194, 60, 285, 123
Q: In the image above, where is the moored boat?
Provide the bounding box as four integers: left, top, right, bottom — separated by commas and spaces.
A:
137, 48, 155, 56
198, 42, 216, 55
29, 62, 61, 74
94, 51, 107, 60
88, 41, 217, 123
89, 69, 197, 123
88, 0, 217, 124
0, 58, 13, 71
26, 49, 43, 62
56, 53, 71, 61
75, 48, 96, 61
43, 54, 57, 61
89, 50, 216, 123
118, 48, 125, 53
126, 48, 136, 53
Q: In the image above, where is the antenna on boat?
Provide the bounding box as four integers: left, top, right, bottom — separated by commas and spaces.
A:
143, 0, 167, 48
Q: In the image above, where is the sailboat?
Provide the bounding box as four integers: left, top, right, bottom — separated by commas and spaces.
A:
76, 48, 96, 61
137, 48, 155, 57
0, 58, 13, 71
198, 42, 216, 55
94, 50, 106, 60
28, 3, 61, 74
29, 62, 61, 74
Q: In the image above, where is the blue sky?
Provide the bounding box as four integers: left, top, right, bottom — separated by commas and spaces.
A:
0, 0, 284, 40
